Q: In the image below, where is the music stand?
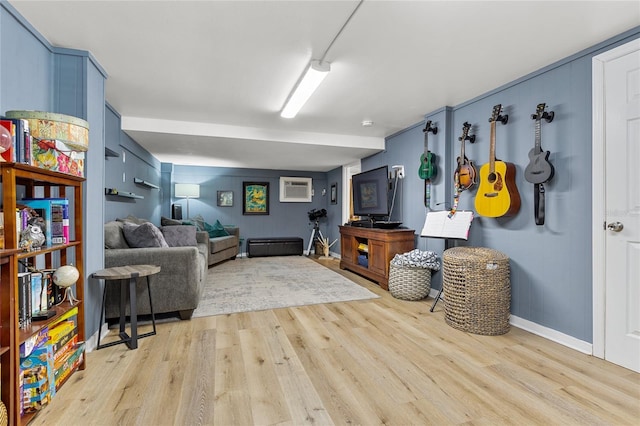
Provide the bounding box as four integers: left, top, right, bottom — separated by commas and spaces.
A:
420, 210, 473, 311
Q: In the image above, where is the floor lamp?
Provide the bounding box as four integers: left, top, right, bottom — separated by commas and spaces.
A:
175, 183, 200, 219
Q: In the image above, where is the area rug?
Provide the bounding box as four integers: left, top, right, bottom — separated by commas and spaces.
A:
192, 256, 379, 318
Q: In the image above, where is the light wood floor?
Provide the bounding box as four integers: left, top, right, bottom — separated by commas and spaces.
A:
32, 257, 639, 425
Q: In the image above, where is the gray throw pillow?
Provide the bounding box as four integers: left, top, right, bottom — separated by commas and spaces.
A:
161, 225, 197, 247
161, 216, 182, 226
104, 221, 129, 249
122, 222, 169, 248
117, 214, 149, 225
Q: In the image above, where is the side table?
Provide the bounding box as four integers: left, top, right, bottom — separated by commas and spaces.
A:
91, 264, 161, 350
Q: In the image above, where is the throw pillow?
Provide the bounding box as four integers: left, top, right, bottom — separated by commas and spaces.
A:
116, 214, 148, 225
181, 219, 201, 230
161, 216, 182, 226
188, 214, 229, 238
104, 221, 129, 249
122, 222, 169, 248
161, 225, 197, 247
188, 214, 207, 231
207, 219, 230, 238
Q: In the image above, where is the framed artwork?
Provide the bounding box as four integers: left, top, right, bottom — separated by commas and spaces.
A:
217, 190, 233, 207
243, 182, 269, 215
330, 182, 337, 204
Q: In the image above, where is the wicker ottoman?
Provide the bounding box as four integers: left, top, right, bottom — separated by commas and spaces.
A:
442, 247, 510, 335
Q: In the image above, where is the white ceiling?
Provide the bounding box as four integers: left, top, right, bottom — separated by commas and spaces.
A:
8, 1, 640, 172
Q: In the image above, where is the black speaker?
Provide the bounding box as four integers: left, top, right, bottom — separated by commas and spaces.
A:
172, 204, 182, 220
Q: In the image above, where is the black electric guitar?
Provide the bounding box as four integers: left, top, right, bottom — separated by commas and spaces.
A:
525, 103, 555, 184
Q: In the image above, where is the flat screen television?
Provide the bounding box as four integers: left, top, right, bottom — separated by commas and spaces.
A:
351, 165, 390, 219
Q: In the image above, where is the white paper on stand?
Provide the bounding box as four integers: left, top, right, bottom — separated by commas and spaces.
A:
420, 210, 473, 240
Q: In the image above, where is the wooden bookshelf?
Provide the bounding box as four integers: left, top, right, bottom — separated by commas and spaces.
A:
0, 163, 85, 425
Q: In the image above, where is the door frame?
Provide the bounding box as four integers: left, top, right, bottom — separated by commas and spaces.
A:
591, 38, 640, 359
342, 160, 361, 224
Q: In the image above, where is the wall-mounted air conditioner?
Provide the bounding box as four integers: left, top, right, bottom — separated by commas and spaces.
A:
279, 177, 312, 202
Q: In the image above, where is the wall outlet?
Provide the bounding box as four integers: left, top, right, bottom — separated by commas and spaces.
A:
392, 165, 405, 179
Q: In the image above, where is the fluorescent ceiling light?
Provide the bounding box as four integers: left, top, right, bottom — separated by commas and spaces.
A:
281, 60, 331, 119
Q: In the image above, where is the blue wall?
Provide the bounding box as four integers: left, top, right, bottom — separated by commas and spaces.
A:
0, 1, 108, 340
104, 104, 163, 222
361, 27, 640, 343
169, 165, 330, 252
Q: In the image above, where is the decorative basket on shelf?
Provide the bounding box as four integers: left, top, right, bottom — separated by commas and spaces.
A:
388, 263, 431, 301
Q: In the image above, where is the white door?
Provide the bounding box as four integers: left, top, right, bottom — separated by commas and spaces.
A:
592, 39, 640, 373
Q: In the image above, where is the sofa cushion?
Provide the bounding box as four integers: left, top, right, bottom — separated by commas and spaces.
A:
209, 235, 237, 253
123, 222, 169, 248
161, 225, 198, 247
104, 221, 129, 249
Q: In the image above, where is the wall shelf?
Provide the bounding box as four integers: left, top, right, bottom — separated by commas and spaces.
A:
104, 147, 119, 158
105, 188, 144, 199
133, 178, 159, 189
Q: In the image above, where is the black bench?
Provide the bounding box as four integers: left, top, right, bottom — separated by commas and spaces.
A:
247, 237, 304, 257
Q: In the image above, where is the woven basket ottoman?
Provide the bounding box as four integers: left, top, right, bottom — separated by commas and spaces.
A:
442, 246, 511, 335
388, 264, 431, 300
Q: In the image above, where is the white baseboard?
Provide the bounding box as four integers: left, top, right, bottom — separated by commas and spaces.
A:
85, 322, 110, 353
509, 315, 593, 355
426, 290, 592, 355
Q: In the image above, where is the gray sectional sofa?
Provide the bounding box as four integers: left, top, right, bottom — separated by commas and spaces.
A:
103, 218, 209, 320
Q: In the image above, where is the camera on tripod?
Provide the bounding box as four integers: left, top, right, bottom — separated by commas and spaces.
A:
307, 208, 327, 221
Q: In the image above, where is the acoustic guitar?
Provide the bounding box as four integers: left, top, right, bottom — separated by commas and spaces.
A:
454, 121, 477, 191
524, 103, 555, 184
475, 104, 521, 217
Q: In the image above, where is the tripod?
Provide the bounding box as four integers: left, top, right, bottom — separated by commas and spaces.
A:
305, 220, 324, 256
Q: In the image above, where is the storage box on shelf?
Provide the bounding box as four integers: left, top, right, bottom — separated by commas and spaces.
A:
0, 163, 85, 426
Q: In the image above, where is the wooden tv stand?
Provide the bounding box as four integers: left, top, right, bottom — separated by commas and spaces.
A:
339, 225, 415, 290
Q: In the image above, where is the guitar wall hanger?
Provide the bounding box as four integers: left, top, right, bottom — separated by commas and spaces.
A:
489, 112, 509, 125
423, 121, 438, 135
531, 108, 554, 123
459, 122, 476, 143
